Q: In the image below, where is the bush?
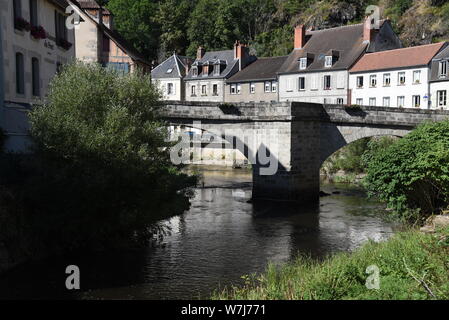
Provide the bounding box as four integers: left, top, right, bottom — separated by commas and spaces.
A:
0, 61, 196, 252
364, 121, 449, 222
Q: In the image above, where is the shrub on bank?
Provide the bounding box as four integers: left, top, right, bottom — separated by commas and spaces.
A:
213, 228, 449, 300
0, 61, 196, 254
364, 121, 449, 222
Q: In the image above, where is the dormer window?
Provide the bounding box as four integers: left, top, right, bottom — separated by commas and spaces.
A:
439, 60, 448, 78
325, 56, 333, 68
214, 65, 220, 76
299, 58, 307, 70
192, 67, 198, 77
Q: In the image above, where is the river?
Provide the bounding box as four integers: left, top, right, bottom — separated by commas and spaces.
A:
0, 167, 399, 300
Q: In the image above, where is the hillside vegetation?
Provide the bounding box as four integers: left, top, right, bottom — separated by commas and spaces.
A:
101, 0, 449, 62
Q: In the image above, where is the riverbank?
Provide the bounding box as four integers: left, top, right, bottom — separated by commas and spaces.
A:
213, 226, 449, 300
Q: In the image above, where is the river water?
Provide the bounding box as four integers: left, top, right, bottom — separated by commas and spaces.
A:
0, 167, 398, 300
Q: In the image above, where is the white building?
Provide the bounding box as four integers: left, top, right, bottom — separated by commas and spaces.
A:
151, 53, 193, 101
278, 17, 402, 104
429, 45, 449, 109
0, 0, 76, 151
350, 43, 447, 109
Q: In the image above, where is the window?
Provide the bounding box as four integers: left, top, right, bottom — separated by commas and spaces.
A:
201, 85, 207, 95
230, 84, 236, 95
336, 98, 344, 105
214, 65, 220, 76
325, 56, 333, 68
167, 83, 174, 95
166, 68, 173, 74
237, 84, 241, 94
437, 90, 447, 107
299, 58, 307, 70
106, 62, 129, 75
356, 76, 364, 88
398, 72, 406, 85
383, 73, 390, 86
271, 81, 277, 93
412, 95, 421, 107
30, 0, 38, 26
383, 97, 390, 107
413, 70, 421, 84
356, 98, 363, 105
192, 67, 198, 77
250, 83, 255, 94
32, 57, 40, 96
369, 98, 376, 106
265, 81, 271, 93
213, 84, 218, 96
15, 52, 24, 95
324, 75, 331, 90
370, 75, 377, 87
298, 77, 305, 91
191, 85, 196, 96
439, 61, 448, 78
311, 75, 318, 90
13, 0, 22, 24
397, 96, 405, 107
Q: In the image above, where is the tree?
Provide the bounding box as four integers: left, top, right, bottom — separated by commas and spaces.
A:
107, 0, 161, 62
0, 61, 196, 252
154, 0, 195, 58
364, 121, 449, 221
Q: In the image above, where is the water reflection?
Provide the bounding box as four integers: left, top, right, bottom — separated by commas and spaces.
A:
0, 167, 398, 300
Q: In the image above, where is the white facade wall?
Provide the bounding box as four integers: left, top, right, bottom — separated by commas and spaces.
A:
152, 78, 183, 101
279, 70, 349, 104
350, 67, 431, 109
185, 79, 225, 103
0, 0, 76, 152
430, 81, 449, 109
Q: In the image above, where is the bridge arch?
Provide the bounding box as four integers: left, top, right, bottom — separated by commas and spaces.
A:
319, 124, 410, 165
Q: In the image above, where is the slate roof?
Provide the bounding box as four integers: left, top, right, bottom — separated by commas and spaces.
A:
151, 54, 193, 79
49, 0, 73, 9
227, 56, 288, 83
351, 42, 446, 73
429, 44, 449, 82
184, 50, 239, 80
278, 21, 388, 74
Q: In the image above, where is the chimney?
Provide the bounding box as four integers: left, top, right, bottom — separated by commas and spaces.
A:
294, 25, 306, 49
234, 41, 250, 70
197, 46, 205, 60
363, 15, 375, 42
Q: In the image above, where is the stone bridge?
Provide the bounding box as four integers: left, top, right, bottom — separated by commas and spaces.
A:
161, 101, 449, 203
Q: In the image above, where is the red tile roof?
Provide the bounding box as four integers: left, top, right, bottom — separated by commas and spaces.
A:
350, 42, 447, 73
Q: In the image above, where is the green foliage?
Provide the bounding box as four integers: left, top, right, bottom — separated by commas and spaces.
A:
364, 121, 449, 221
104, 0, 449, 62
107, 0, 161, 62
0, 61, 196, 252
213, 228, 449, 300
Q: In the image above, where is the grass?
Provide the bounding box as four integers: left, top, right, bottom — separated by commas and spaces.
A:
213, 227, 449, 300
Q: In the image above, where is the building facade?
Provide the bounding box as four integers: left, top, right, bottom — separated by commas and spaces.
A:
70, 0, 151, 73
429, 46, 449, 109
0, 0, 76, 151
225, 56, 287, 103
184, 42, 255, 102
350, 43, 446, 109
278, 17, 402, 104
151, 53, 193, 101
